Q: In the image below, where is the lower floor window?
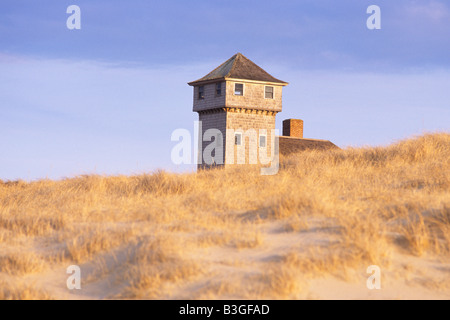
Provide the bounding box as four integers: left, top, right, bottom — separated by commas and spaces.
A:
259, 135, 267, 148
235, 133, 242, 145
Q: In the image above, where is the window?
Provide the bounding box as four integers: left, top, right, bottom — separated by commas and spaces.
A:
265, 86, 274, 99
235, 133, 242, 145
198, 86, 204, 99
216, 82, 222, 96
259, 135, 267, 148
234, 83, 244, 96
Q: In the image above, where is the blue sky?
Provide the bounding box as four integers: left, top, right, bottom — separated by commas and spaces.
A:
1, 0, 449, 180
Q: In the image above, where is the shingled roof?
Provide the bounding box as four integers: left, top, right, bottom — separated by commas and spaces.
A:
188, 53, 288, 86
279, 136, 339, 157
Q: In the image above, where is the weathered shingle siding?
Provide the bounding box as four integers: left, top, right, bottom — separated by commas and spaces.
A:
197, 111, 227, 169
225, 81, 282, 112
225, 111, 276, 165
193, 82, 226, 112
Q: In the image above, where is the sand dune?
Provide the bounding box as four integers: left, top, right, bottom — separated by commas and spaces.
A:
1, 133, 449, 299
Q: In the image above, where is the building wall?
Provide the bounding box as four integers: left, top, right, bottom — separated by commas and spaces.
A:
194, 80, 284, 169
198, 111, 227, 169
225, 81, 283, 112
225, 111, 276, 165
193, 82, 226, 112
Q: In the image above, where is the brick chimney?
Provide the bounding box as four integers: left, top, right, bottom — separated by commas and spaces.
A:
283, 119, 303, 138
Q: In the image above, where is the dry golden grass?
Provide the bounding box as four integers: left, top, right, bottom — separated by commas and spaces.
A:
0, 252, 46, 276
0, 280, 52, 300
0, 132, 449, 299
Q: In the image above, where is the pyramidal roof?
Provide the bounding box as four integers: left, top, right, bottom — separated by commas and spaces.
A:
188, 53, 288, 86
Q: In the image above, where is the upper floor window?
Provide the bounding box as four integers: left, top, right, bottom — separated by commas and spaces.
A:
234, 83, 244, 96
198, 86, 205, 100
216, 82, 222, 96
265, 86, 274, 99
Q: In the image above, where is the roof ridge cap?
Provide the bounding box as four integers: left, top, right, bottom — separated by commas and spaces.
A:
206, 53, 237, 79
224, 52, 241, 78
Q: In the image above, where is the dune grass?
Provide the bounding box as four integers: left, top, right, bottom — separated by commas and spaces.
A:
0, 132, 449, 299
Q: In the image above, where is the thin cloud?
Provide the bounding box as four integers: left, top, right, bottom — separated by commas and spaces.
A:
405, 0, 450, 22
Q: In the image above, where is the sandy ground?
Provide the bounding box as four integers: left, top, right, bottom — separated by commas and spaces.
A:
11, 220, 449, 300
